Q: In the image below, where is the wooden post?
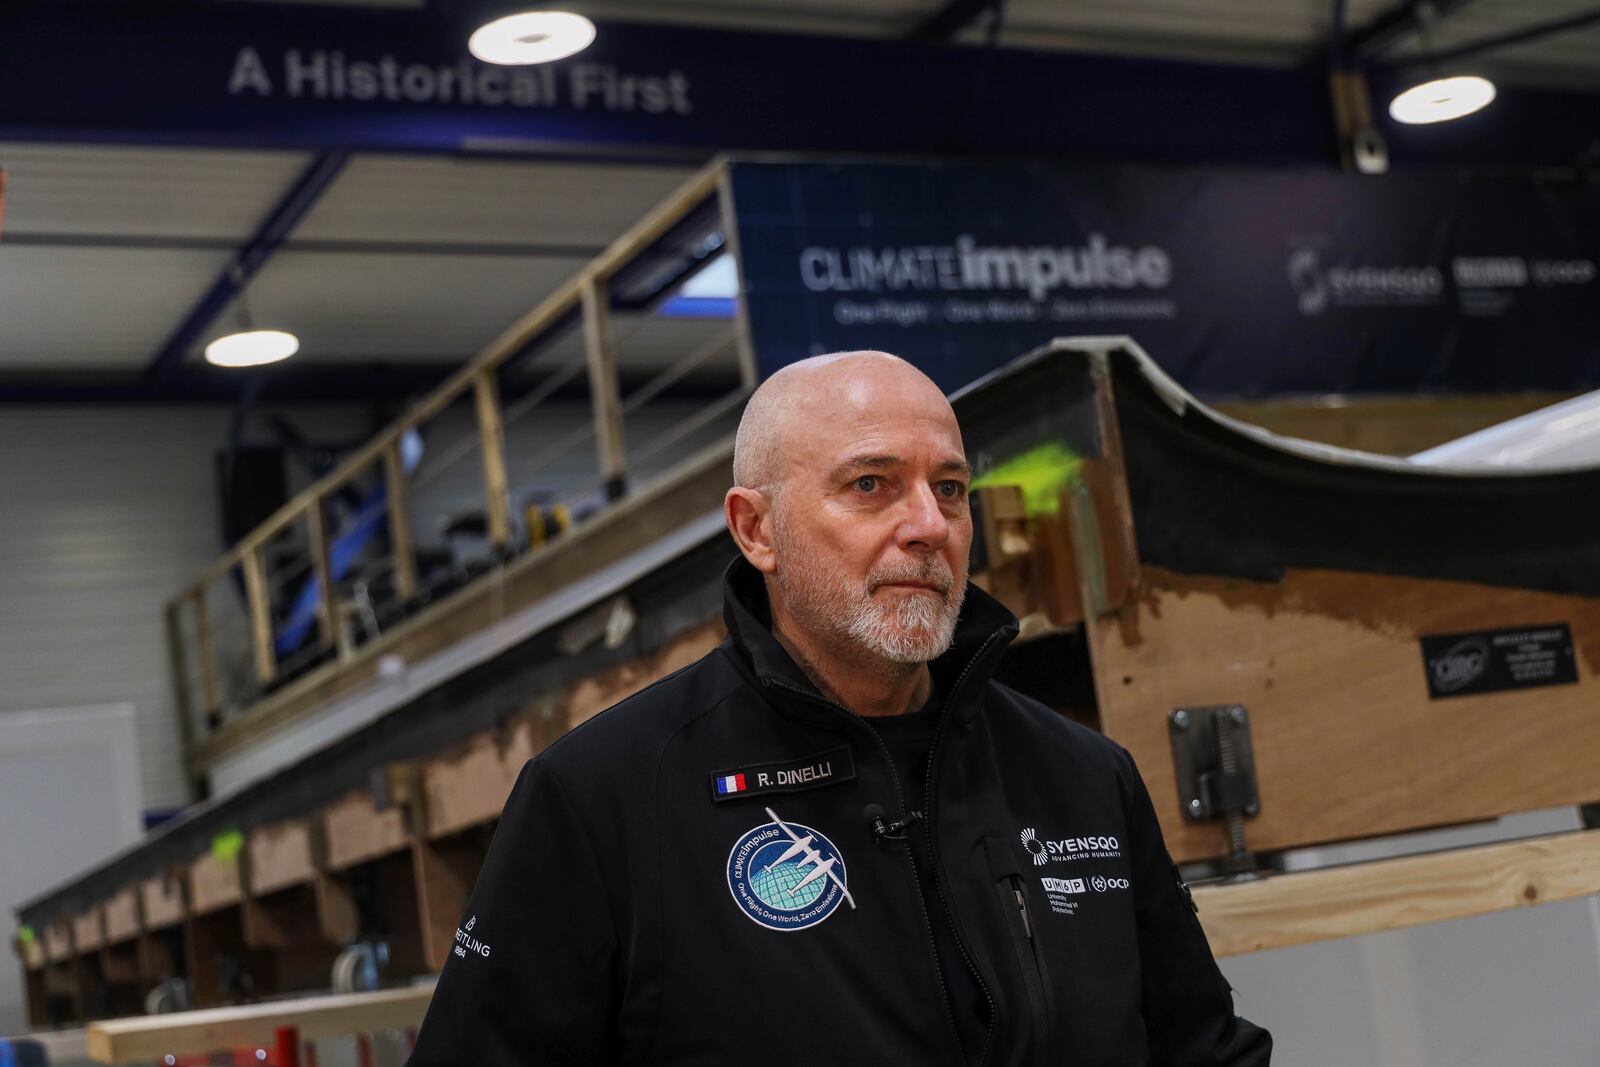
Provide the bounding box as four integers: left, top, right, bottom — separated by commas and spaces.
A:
473, 374, 512, 550
192, 587, 222, 720
715, 168, 760, 390
383, 438, 418, 601
242, 546, 277, 687
581, 276, 627, 499
164, 600, 197, 774
306, 497, 336, 649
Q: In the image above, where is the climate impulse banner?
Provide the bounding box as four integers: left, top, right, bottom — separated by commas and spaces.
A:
729, 162, 1600, 396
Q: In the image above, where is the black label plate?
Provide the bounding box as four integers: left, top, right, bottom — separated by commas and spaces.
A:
710, 746, 857, 803
1419, 623, 1579, 699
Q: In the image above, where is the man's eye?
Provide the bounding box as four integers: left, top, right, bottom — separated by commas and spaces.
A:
938, 480, 966, 499
854, 476, 879, 493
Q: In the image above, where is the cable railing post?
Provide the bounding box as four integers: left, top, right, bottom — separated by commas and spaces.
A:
383, 438, 419, 601
242, 545, 277, 687
473, 373, 513, 551
581, 275, 627, 501
164, 600, 199, 798
193, 587, 222, 724
716, 165, 760, 390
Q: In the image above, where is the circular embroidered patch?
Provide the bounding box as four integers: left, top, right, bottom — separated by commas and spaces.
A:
726, 807, 854, 932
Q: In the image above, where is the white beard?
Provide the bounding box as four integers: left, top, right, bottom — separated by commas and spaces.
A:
771, 509, 967, 664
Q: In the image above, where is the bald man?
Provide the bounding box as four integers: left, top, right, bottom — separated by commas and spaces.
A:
409, 352, 1272, 1066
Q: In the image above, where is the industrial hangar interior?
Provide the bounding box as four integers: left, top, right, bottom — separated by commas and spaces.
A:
2, 0, 1598, 1064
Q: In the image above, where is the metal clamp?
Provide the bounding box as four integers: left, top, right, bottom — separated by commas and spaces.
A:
1169, 704, 1261, 874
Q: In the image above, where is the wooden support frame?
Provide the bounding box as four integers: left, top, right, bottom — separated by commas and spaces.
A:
86, 984, 435, 1064
581, 275, 627, 495
383, 438, 418, 601
162, 160, 727, 780
714, 167, 760, 389
241, 546, 276, 687
1195, 828, 1600, 957
192, 588, 221, 719
163, 600, 196, 758
473, 371, 513, 549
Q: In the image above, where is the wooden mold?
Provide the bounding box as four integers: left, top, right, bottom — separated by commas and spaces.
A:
103, 886, 141, 945
139, 874, 186, 930
246, 819, 316, 896
188, 851, 244, 916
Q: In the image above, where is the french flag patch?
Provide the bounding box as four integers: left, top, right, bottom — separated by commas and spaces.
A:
715, 773, 748, 796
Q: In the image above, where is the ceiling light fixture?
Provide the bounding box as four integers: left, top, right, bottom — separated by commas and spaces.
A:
204, 329, 300, 368
1389, 74, 1496, 124
469, 11, 597, 66
1387, 4, 1495, 126
204, 266, 299, 368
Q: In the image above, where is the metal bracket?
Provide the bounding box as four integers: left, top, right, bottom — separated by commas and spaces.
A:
1169, 704, 1261, 873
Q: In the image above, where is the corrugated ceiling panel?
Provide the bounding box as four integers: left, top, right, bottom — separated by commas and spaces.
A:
0, 247, 231, 369
0, 143, 311, 238
293, 156, 700, 246
188, 250, 591, 363
996, 0, 1395, 62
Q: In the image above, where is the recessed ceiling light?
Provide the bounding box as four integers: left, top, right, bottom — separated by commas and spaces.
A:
204, 329, 300, 368
1389, 75, 1496, 125
469, 11, 597, 66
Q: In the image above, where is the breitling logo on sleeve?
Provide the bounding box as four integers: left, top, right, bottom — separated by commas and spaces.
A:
709, 746, 857, 803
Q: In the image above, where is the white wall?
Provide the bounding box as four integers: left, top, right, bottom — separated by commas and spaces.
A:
0, 409, 239, 812
0, 705, 142, 1037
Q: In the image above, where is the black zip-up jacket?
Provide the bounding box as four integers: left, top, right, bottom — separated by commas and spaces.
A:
408, 559, 1272, 1065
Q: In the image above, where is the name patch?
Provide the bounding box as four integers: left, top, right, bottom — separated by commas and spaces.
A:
710, 746, 856, 803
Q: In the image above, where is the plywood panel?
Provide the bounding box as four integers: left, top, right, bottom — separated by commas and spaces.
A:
44, 920, 71, 963
188, 852, 243, 915
87, 984, 434, 1064
18, 932, 47, 970
139, 875, 185, 929
71, 906, 104, 954
103, 886, 140, 944
420, 721, 539, 839
1091, 565, 1600, 864
247, 820, 315, 896
1195, 828, 1600, 956
413, 834, 489, 972
322, 789, 411, 871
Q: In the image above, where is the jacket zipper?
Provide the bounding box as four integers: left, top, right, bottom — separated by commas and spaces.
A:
762, 676, 968, 1066
764, 625, 1014, 1066
921, 630, 1006, 1066
1002, 874, 1056, 1065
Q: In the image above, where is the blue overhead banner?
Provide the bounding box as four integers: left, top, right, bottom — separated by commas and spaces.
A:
0, 4, 1328, 160
729, 161, 1600, 396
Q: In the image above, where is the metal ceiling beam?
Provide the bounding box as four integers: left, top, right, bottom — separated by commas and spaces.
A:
907, 0, 999, 42
1339, 0, 1481, 61
145, 151, 349, 379
4, 232, 607, 258
1421, 6, 1600, 65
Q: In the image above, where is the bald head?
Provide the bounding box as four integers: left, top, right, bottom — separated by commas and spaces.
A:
732, 351, 953, 494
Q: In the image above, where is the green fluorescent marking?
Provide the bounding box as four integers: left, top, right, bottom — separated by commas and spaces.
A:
212, 829, 245, 861
16, 925, 34, 944
971, 442, 1082, 515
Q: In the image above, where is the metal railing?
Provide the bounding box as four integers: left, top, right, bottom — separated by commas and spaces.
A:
165, 160, 752, 785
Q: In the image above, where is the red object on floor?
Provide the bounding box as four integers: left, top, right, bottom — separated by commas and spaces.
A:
275, 1027, 301, 1067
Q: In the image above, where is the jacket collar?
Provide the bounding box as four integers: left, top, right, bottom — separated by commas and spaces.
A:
720, 555, 1019, 725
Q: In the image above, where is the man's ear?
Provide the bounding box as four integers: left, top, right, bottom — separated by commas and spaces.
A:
724, 487, 777, 573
